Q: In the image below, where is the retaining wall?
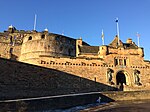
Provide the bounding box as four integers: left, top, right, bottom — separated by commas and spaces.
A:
102, 90, 150, 101
0, 58, 116, 100
1, 90, 150, 111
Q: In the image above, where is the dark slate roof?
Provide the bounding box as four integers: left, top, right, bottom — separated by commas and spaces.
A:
79, 45, 99, 54
144, 60, 150, 63
49, 33, 90, 46
109, 36, 138, 49
123, 43, 138, 49
109, 36, 120, 47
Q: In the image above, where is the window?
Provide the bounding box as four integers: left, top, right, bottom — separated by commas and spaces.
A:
41, 34, 45, 39
28, 36, 32, 40
114, 59, 118, 66
114, 58, 127, 66
124, 59, 126, 66
119, 59, 123, 65
48, 45, 50, 48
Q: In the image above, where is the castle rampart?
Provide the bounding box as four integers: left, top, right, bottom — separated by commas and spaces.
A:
19, 32, 76, 64
0, 26, 150, 92
36, 55, 150, 91
0, 58, 117, 100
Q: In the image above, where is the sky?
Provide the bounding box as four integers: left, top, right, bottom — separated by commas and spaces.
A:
0, 0, 150, 60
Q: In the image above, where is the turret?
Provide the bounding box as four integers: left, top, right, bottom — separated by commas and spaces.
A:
99, 45, 108, 58
20, 32, 76, 64
8, 25, 16, 33
126, 38, 132, 44
138, 47, 144, 57
76, 37, 82, 57
76, 37, 82, 46
43, 28, 49, 33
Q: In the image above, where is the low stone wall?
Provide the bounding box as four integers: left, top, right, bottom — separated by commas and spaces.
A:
1, 90, 150, 111
0, 92, 114, 111
102, 90, 150, 101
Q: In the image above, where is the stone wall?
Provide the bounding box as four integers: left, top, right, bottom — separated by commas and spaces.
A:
19, 33, 76, 63
0, 28, 150, 96
39, 56, 108, 84
0, 92, 107, 111
1, 90, 150, 111
37, 56, 150, 91
0, 58, 116, 100
102, 90, 150, 101
0, 32, 23, 60
0, 42, 21, 60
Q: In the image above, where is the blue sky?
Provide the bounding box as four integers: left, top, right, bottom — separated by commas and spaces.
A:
0, 0, 150, 60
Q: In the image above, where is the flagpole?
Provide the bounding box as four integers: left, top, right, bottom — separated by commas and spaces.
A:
137, 32, 140, 47
116, 18, 120, 45
138, 34, 140, 47
101, 29, 104, 45
34, 14, 37, 30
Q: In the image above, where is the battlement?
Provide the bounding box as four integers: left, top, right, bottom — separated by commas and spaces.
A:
0, 26, 144, 62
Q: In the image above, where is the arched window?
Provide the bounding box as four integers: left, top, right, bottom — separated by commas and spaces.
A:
28, 36, 32, 40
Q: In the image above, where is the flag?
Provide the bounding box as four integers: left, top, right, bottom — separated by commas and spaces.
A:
101, 29, 104, 40
115, 18, 118, 22
136, 32, 140, 38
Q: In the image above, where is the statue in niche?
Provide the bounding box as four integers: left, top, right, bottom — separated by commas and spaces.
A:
134, 70, 142, 86
107, 68, 114, 85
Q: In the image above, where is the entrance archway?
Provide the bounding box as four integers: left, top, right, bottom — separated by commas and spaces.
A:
116, 71, 127, 91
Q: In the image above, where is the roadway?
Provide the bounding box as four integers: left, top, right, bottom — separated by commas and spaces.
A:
81, 100, 150, 112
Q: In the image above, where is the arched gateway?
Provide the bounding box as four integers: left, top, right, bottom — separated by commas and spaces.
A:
116, 71, 130, 91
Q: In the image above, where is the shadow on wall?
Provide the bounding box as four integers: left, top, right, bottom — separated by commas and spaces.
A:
9, 48, 18, 60
10, 54, 18, 60
0, 58, 117, 100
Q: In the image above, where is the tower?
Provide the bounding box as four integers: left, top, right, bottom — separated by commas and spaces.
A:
99, 45, 108, 58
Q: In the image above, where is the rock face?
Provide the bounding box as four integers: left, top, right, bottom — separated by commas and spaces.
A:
0, 26, 150, 96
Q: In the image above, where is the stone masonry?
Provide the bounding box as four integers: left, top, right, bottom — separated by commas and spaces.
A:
0, 25, 150, 94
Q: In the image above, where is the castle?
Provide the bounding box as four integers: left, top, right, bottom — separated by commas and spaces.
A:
0, 25, 150, 91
